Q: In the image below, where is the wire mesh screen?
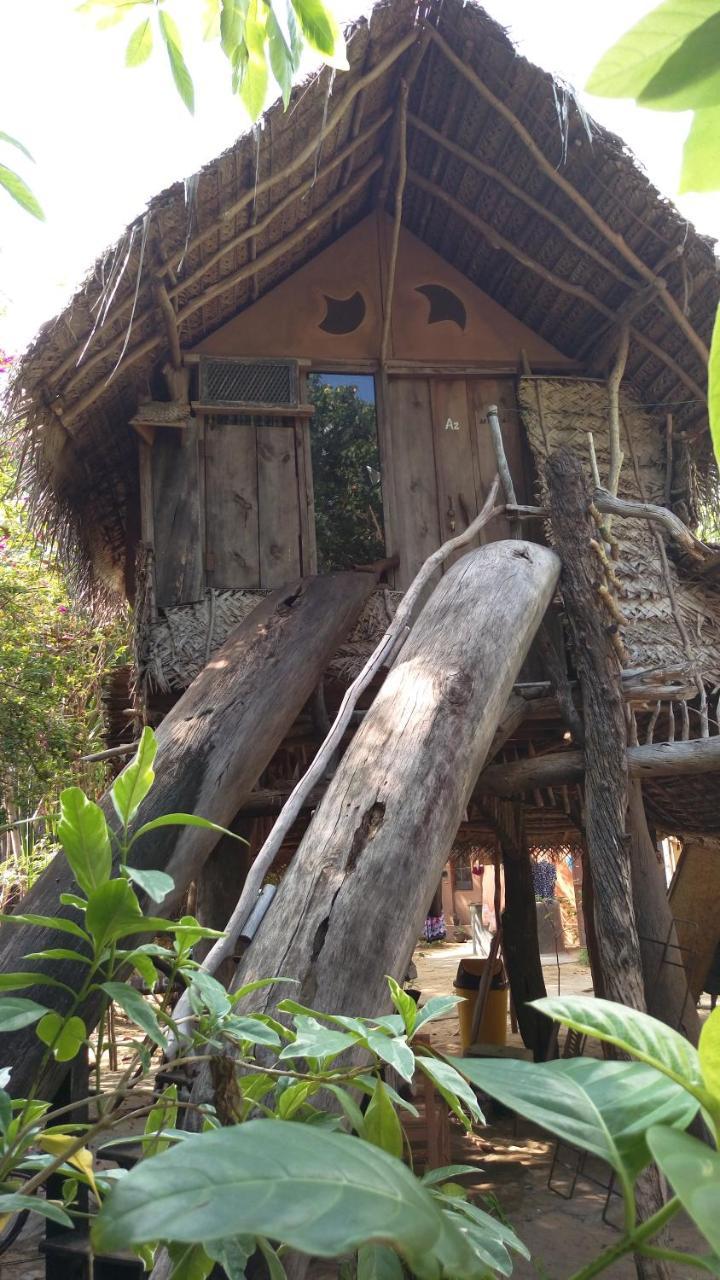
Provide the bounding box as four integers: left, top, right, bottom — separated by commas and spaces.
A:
199, 358, 298, 406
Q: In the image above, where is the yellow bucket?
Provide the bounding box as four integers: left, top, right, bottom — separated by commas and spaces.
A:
454, 958, 509, 1051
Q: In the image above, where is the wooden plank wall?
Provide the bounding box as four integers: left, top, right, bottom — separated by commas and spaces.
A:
152, 424, 205, 609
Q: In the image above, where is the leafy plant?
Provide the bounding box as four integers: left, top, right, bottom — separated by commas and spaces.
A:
78, 0, 348, 121
0, 729, 528, 1278
587, 3, 720, 465
458, 995, 720, 1278
0, 131, 43, 219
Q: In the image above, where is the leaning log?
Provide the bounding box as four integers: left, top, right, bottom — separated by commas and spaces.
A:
0, 572, 375, 1098
190, 541, 560, 1111
479, 735, 720, 795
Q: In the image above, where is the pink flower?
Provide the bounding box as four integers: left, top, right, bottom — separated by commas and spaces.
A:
57, 605, 68, 614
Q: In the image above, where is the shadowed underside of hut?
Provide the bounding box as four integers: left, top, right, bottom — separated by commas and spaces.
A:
5, 0, 720, 1108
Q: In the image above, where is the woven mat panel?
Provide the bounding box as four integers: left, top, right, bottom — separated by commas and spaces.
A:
644, 775, 720, 835
136, 585, 404, 695
517, 377, 720, 684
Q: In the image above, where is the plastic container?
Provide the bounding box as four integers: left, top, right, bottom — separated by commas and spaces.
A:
453, 957, 509, 1051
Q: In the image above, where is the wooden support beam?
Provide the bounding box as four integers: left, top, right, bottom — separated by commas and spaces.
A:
188, 540, 560, 1119
0, 572, 375, 1100
479, 734, 720, 795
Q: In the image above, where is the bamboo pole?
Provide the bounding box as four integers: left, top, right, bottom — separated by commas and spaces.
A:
426, 26, 709, 366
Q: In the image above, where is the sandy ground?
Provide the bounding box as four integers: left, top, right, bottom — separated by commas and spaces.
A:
0, 943, 710, 1279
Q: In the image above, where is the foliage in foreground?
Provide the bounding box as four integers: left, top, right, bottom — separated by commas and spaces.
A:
0, 728, 717, 1276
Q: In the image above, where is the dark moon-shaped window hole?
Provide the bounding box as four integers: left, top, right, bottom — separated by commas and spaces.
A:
318, 290, 367, 335
415, 283, 467, 331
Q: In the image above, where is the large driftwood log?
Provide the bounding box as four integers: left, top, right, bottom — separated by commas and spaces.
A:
480, 735, 720, 795
546, 450, 670, 1280
0, 573, 374, 1098
190, 541, 560, 1106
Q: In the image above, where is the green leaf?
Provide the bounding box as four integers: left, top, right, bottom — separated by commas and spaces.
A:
220, 0, 248, 56
439, 1205, 514, 1276
125, 866, 174, 903
457, 1056, 698, 1181
36, 1012, 86, 1062
444, 1197, 529, 1260
223, 1015, 281, 1047
357, 1243, 404, 1279
418, 1057, 484, 1129
0, 163, 44, 219
356, 1073, 419, 1118
532, 995, 703, 1089
126, 17, 153, 66
0, 1194, 73, 1229
421, 1165, 478, 1186
144, 1084, 178, 1157
129, 813, 248, 850
85, 879, 173, 952
324, 1083, 366, 1136
202, 0, 222, 42
267, 6, 293, 107
586, 0, 720, 99
167, 1242, 215, 1280
365, 1031, 415, 1084
124, 948, 157, 988
0, 972, 69, 993
0, 1088, 12, 1134
101, 982, 167, 1049
58, 786, 112, 897
23, 949, 93, 966
363, 1079, 404, 1159
59, 893, 88, 911
291, 0, 346, 63
0, 912, 90, 942
189, 969, 231, 1018
93, 1120, 446, 1259
0, 131, 34, 162
277, 1079, 315, 1119
278, 1015, 356, 1062
387, 976, 417, 1036
700, 1008, 720, 1103
158, 10, 195, 114
639, 11, 720, 108
257, 1237, 287, 1280
0, 997, 48, 1032
239, 0, 268, 120
206, 1234, 257, 1278
680, 106, 720, 192
111, 726, 157, 828
647, 1125, 720, 1253
413, 994, 463, 1033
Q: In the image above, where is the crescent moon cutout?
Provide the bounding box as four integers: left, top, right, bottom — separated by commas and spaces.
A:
415, 283, 467, 330
318, 290, 367, 335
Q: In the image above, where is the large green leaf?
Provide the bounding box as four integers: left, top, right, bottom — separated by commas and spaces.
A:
387, 976, 417, 1036
362, 1079, 404, 1159
129, 813, 247, 853
364, 1031, 415, 1083
639, 11, 720, 107
0, 163, 44, 219
291, 0, 346, 64
167, 1242, 215, 1280
0, 1193, 73, 1229
220, 0, 248, 57
0, 972, 70, 993
111, 727, 157, 829
239, 0, 268, 121
85, 879, 174, 953
124, 866, 173, 903
533, 995, 702, 1088
681, 107, 720, 193
36, 1012, 86, 1062
278, 1015, 356, 1062
699, 1008, 720, 1104
418, 1057, 484, 1129
92, 1120, 447, 1262
456, 1056, 698, 1181
0, 912, 89, 941
357, 1244, 404, 1279
101, 982, 167, 1049
413, 994, 463, 1034
58, 787, 112, 896
126, 17, 153, 66
587, 0, 720, 99
0, 998, 48, 1032
0, 131, 34, 161
158, 10, 195, 114
647, 1125, 720, 1253
266, 6, 293, 107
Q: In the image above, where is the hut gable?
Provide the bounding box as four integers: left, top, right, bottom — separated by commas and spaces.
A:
193, 212, 572, 367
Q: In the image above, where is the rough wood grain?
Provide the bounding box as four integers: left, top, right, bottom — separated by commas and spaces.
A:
257, 425, 302, 588
388, 377, 441, 586
669, 838, 720, 1001
190, 540, 559, 1108
430, 378, 476, 562
0, 572, 375, 1098
204, 418, 259, 588
480, 736, 720, 794
152, 424, 205, 607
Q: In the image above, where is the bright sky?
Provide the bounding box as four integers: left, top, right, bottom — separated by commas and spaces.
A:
1, 0, 718, 355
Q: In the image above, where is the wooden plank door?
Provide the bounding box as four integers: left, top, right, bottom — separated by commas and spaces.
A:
152, 424, 205, 608
204, 417, 260, 588
467, 379, 525, 544
430, 379, 479, 568
388, 378, 441, 588
257, 424, 302, 588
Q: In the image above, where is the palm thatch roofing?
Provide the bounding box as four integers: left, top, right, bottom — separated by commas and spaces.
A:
6, 0, 718, 598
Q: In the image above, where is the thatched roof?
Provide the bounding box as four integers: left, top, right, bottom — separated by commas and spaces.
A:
6, 0, 718, 596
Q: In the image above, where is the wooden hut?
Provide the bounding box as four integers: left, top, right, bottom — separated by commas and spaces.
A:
6, 0, 720, 1066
